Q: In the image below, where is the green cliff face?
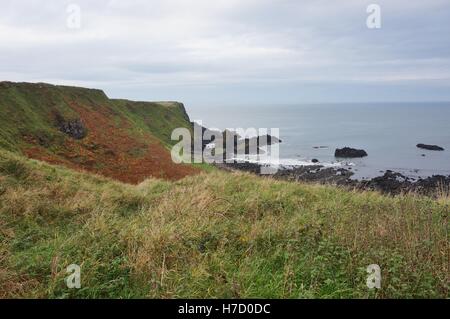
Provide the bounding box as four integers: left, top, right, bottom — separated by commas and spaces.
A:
0, 81, 197, 183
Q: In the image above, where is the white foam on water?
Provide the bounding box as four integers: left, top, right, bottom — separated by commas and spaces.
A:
231, 155, 343, 168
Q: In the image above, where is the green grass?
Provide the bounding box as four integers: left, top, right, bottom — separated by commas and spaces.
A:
0, 150, 448, 298
111, 99, 193, 147
0, 81, 448, 298
0, 82, 192, 153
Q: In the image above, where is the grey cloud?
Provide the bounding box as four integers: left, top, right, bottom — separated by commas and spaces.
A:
0, 0, 449, 104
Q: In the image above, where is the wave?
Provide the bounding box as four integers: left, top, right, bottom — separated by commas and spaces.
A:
231, 155, 346, 168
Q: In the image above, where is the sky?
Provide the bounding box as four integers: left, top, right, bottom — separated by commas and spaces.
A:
1, 0, 450, 106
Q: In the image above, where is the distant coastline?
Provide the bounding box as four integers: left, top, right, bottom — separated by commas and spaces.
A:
192, 104, 450, 196
188, 102, 450, 182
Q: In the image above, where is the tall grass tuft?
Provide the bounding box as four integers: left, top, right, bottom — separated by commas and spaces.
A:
0, 150, 448, 298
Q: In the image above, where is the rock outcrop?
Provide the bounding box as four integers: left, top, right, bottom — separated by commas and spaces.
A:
335, 147, 368, 158
416, 144, 444, 151
56, 116, 87, 140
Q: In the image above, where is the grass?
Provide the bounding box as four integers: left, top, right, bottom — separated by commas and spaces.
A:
0, 81, 199, 183
111, 99, 193, 147
0, 149, 448, 299
0, 82, 192, 153
2, 81, 446, 299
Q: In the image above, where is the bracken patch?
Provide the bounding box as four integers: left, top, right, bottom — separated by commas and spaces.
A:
24, 100, 198, 184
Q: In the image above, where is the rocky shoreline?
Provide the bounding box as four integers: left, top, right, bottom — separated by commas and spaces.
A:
195, 123, 449, 196
216, 161, 450, 196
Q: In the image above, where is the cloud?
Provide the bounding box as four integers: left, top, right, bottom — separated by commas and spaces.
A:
0, 0, 449, 103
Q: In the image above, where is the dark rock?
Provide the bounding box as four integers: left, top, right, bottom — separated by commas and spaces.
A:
241, 135, 282, 148
417, 144, 444, 151
218, 161, 450, 197
191, 122, 222, 150
335, 147, 368, 158
360, 171, 409, 194
355, 171, 450, 196
311, 159, 319, 163
56, 115, 87, 140
256, 134, 282, 145
276, 166, 354, 185
54, 112, 87, 140
221, 162, 354, 185
413, 175, 450, 194
192, 123, 282, 160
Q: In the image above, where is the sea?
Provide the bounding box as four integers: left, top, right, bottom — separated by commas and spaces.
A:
187, 102, 450, 180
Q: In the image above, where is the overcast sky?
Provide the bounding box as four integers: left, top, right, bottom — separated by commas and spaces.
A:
1, 0, 450, 105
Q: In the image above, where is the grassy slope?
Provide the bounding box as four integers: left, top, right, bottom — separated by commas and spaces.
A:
0, 82, 107, 152
0, 150, 448, 298
0, 82, 191, 151
0, 82, 197, 183
111, 99, 192, 148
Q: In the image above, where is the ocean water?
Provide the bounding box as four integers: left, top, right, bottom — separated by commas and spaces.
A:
187, 102, 450, 179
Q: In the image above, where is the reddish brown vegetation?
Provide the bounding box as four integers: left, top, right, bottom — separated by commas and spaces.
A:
24, 101, 198, 184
